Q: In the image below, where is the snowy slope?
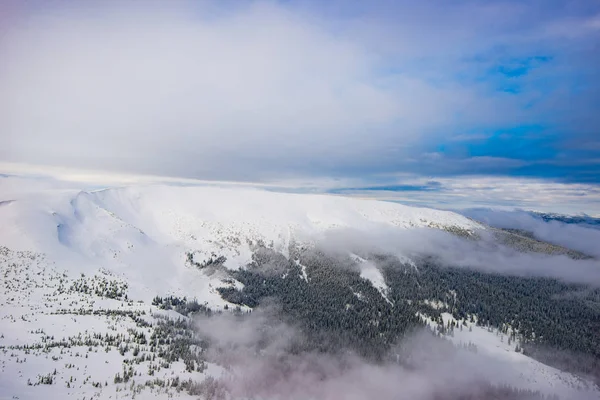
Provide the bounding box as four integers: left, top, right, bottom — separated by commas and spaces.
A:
87, 184, 481, 262
0, 246, 225, 400
0, 181, 483, 399
0, 182, 481, 300
421, 312, 599, 399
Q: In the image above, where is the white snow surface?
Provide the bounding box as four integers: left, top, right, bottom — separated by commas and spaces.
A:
0, 247, 224, 400
422, 313, 600, 399
351, 253, 392, 304
0, 182, 481, 301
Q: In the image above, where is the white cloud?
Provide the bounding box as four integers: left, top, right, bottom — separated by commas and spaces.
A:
0, 2, 393, 178
330, 175, 600, 216
317, 226, 600, 287
460, 209, 600, 258
0, 1, 533, 180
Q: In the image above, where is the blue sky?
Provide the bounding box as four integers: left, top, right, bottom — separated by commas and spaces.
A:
0, 0, 599, 209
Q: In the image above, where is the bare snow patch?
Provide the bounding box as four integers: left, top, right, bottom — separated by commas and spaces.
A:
351, 254, 392, 305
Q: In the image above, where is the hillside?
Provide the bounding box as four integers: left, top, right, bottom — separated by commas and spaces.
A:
0, 180, 599, 400
0, 183, 481, 302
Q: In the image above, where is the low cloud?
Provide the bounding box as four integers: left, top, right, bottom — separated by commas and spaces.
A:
193, 307, 597, 399
332, 176, 600, 216
461, 209, 600, 258
317, 225, 600, 286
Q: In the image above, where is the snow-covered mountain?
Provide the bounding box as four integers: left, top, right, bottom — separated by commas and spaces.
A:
1, 180, 598, 399
0, 183, 481, 302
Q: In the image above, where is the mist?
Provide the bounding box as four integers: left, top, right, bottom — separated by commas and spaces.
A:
460, 209, 600, 258
190, 306, 595, 400
316, 225, 600, 287
188, 227, 600, 399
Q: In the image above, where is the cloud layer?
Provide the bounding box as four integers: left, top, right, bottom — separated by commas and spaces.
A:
460, 209, 600, 258
317, 226, 600, 287
1, 0, 599, 183
329, 175, 600, 216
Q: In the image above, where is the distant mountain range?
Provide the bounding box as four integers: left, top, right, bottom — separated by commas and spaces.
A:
531, 211, 600, 229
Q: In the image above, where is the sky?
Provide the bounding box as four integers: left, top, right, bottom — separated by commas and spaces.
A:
1, 0, 599, 212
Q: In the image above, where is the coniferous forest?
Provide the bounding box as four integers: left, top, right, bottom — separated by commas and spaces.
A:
216, 247, 600, 385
